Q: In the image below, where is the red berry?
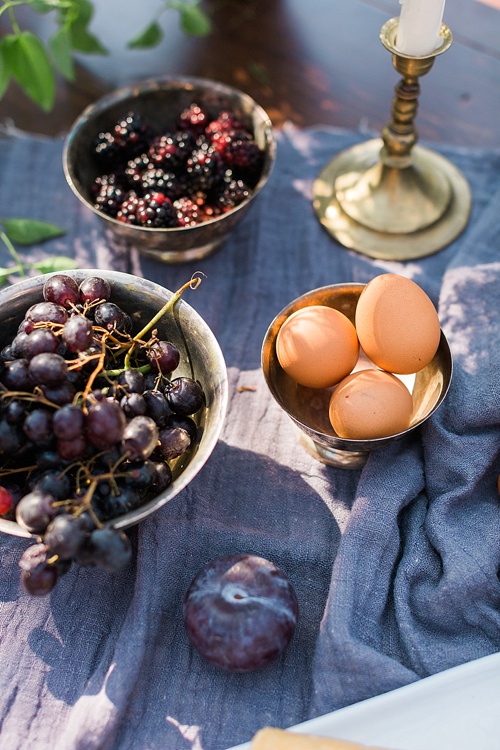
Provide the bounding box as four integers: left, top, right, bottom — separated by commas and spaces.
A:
0, 486, 13, 515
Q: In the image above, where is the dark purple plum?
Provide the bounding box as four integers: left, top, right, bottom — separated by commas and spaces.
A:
183, 553, 298, 673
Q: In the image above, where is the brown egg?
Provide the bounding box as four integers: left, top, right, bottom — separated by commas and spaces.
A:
355, 273, 441, 374
276, 305, 359, 389
329, 368, 413, 439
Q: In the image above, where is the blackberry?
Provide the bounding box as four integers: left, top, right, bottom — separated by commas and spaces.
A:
210, 128, 252, 158
224, 136, 264, 179
185, 146, 224, 194
202, 204, 222, 221
173, 197, 204, 227
135, 192, 179, 228
93, 113, 152, 166
205, 110, 245, 138
148, 131, 196, 172
93, 130, 121, 166
177, 103, 209, 134
124, 154, 151, 190
214, 176, 250, 213
140, 167, 179, 199
93, 180, 127, 217
113, 111, 153, 158
176, 182, 208, 208
116, 192, 141, 225
194, 133, 210, 150
90, 173, 124, 198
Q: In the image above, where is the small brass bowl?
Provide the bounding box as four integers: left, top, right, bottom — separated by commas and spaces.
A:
63, 76, 275, 264
0, 269, 228, 538
262, 283, 452, 469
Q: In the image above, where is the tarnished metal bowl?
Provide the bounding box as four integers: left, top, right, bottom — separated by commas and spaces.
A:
0, 269, 228, 538
262, 283, 452, 469
63, 76, 276, 263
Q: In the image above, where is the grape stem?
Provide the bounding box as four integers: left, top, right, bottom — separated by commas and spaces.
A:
0, 463, 38, 477
123, 275, 202, 370
0, 389, 60, 410
82, 334, 109, 402
100, 363, 151, 378
74, 478, 103, 529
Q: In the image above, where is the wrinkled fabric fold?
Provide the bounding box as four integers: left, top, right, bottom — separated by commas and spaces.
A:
0, 125, 498, 750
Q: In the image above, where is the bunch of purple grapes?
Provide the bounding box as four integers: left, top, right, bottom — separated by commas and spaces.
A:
0, 274, 205, 596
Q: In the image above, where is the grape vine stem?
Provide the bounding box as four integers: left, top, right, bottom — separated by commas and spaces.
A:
124, 275, 203, 370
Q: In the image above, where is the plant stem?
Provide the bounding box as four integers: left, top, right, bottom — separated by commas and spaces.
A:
0, 231, 26, 276
100, 363, 151, 378
82, 336, 108, 400
133, 276, 202, 344
123, 275, 202, 369
0, 2, 22, 23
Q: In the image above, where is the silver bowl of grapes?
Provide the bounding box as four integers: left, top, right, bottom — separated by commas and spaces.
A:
0, 269, 227, 594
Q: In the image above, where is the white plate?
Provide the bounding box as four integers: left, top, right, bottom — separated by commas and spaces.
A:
228, 652, 500, 750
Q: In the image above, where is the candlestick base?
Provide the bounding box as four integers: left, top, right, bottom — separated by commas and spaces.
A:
312, 138, 471, 261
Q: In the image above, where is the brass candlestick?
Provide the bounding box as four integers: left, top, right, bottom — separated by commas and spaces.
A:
313, 18, 472, 261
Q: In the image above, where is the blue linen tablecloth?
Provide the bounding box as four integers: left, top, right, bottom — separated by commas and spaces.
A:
0, 123, 499, 750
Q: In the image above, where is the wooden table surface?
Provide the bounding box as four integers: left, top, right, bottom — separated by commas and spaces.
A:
0, 0, 499, 147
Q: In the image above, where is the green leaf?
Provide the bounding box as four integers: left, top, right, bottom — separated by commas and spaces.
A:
0, 268, 13, 286
0, 40, 11, 100
127, 21, 163, 50
2, 32, 55, 112
31, 257, 78, 274
69, 22, 108, 54
49, 25, 75, 80
0, 218, 66, 245
176, 4, 212, 37
67, 1, 108, 55
71, 0, 94, 25
28, 0, 60, 13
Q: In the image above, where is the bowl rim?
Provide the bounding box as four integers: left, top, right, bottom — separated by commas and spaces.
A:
62, 74, 277, 235
0, 268, 229, 538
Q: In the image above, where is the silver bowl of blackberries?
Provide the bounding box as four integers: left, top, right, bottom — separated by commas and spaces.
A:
0, 270, 228, 595
63, 76, 276, 263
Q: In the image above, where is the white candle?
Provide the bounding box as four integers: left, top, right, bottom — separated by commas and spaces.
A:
396, 0, 446, 57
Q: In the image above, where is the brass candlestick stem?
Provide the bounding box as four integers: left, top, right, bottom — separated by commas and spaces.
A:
313, 18, 472, 261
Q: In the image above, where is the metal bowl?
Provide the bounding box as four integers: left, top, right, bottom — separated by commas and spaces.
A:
262, 283, 452, 469
62, 76, 276, 263
0, 269, 228, 538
